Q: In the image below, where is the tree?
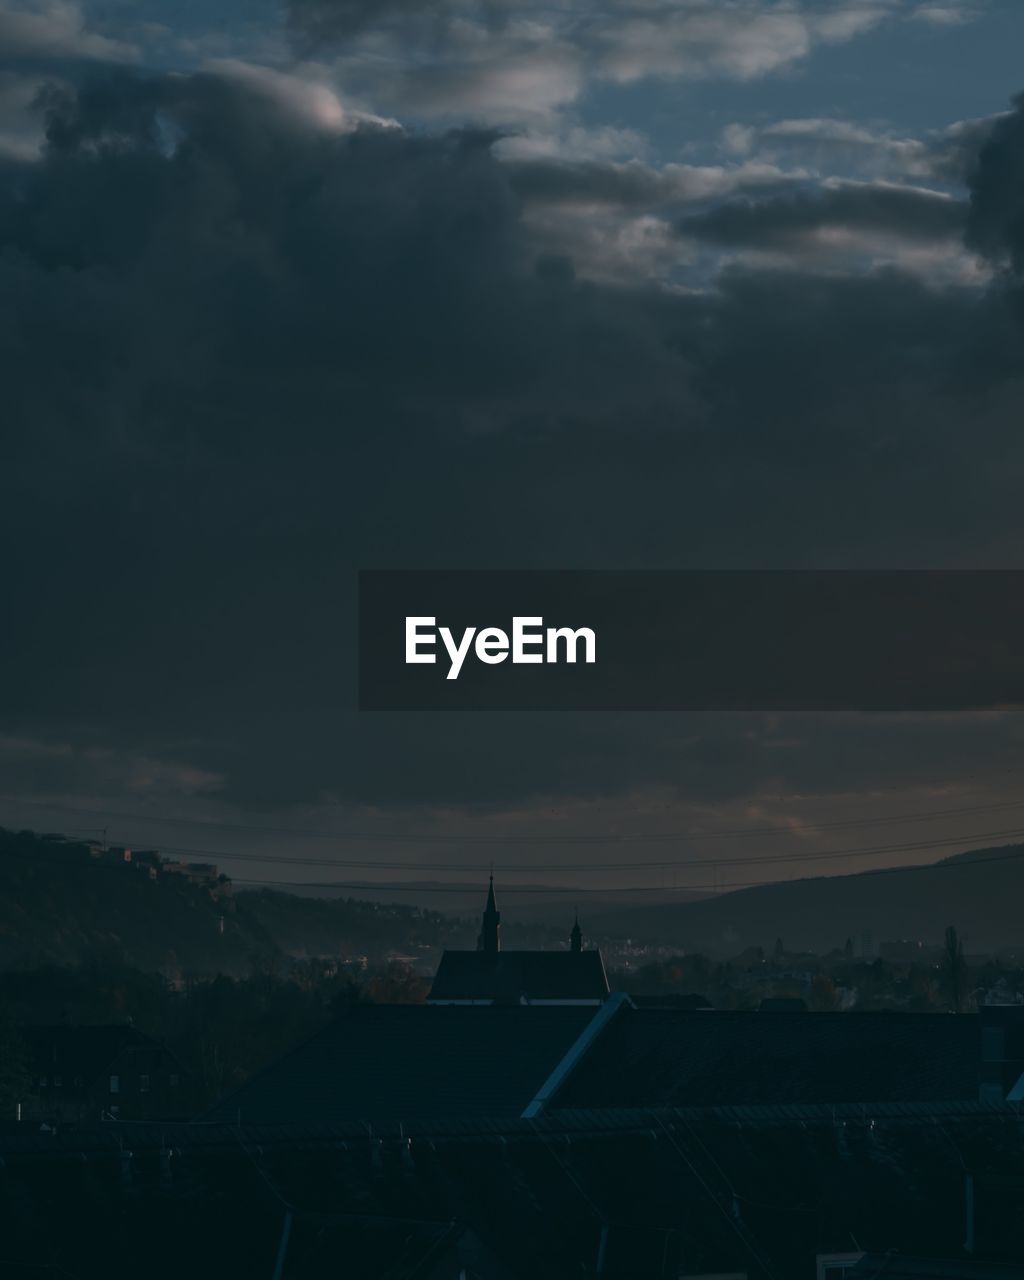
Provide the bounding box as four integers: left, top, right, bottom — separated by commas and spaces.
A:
810, 974, 841, 1012
364, 961, 428, 1005
944, 925, 969, 1014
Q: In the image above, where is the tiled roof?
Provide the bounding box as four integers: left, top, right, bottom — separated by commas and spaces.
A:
428, 949, 609, 1002
2, 1107, 1023, 1278
200, 1004, 596, 1127
551, 1008, 981, 1108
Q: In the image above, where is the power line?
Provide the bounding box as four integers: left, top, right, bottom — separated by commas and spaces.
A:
2, 788, 1023, 847
229, 842, 1024, 894
6, 820, 1024, 875
7, 825, 1024, 895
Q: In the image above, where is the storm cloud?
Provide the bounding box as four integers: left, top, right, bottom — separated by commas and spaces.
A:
677, 181, 967, 249
3, 55, 1024, 848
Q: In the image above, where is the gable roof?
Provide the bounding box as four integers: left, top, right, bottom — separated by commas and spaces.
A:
550, 1008, 981, 1109
428, 949, 609, 1002
200, 1004, 597, 1127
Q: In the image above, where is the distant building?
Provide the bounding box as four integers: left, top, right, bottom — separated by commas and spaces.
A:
161, 861, 232, 900
427, 878, 609, 1005
87, 841, 133, 865
22, 1024, 189, 1123
131, 849, 163, 880
162, 860, 219, 886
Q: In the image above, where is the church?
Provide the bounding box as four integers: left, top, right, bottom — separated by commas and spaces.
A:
427, 877, 610, 1005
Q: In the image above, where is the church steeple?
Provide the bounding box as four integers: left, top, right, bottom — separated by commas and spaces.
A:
570, 912, 582, 954
477, 875, 501, 954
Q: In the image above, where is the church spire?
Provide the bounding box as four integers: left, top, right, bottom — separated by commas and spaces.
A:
570, 912, 582, 953
478, 874, 501, 954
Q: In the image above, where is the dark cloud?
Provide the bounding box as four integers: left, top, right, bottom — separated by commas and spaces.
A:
287, 0, 476, 46
967, 92, 1024, 270
678, 182, 967, 249
502, 156, 792, 212
280, 0, 914, 121
4, 70, 1024, 817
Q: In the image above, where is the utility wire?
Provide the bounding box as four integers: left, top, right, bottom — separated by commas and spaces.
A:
3, 787, 1024, 845
226, 841, 1024, 894
5, 819, 1024, 874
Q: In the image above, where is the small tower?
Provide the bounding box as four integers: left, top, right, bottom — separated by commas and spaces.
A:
570, 912, 582, 954
477, 875, 501, 954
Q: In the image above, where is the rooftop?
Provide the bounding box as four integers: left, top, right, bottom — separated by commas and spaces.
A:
1, 1105, 1022, 1279
428, 948, 609, 1003
550, 1008, 981, 1109
201, 1003, 596, 1127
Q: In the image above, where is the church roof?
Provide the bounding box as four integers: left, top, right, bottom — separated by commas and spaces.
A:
428, 949, 609, 1003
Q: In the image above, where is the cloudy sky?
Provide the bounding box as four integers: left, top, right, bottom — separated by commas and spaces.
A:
4, 0, 1024, 899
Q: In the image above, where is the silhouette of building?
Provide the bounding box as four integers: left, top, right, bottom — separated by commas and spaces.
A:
428, 878, 609, 1005
21, 1024, 189, 1123
477, 873, 501, 953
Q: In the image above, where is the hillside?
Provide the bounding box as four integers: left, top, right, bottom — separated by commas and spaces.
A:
587, 843, 1024, 955
7, 825, 1024, 972
0, 829, 466, 975
236, 887, 472, 960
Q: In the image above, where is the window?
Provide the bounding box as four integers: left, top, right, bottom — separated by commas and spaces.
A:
53, 1076, 62, 1088
109, 1075, 120, 1094
39, 1076, 47, 1089
139, 1074, 150, 1093
169, 1073, 179, 1088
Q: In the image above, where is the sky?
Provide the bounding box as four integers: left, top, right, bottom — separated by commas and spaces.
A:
4, 0, 1024, 901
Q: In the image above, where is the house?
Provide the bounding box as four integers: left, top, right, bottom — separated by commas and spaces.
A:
131, 849, 163, 880
21, 1024, 189, 1123
427, 877, 610, 1005
161, 860, 232, 901
162, 860, 219, 886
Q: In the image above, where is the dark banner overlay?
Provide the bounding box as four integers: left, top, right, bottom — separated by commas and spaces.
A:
358, 571, 1024, 711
